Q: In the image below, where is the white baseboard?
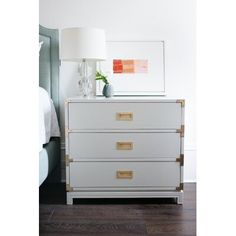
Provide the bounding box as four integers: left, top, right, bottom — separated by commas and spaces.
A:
184, 180, 197, 183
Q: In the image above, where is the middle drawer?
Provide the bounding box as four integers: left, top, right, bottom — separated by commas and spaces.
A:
68, 132, 180, 159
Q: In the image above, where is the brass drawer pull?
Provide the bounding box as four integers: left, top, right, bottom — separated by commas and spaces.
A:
116, 142, 133, 150
116, 112, 133, 121
116, 171, 133, 179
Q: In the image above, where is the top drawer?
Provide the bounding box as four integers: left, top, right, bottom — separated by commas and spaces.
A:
68, 102, 182, 130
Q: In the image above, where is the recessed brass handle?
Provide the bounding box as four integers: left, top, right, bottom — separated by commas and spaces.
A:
116, 112, 133, 121
116, 171, 133, 179
116, 142, 133, 150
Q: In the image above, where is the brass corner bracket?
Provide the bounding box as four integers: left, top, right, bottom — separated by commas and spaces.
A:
176, 99, 185, 107
176, 125, 185, 137
66, 184, 73, 192
65, 126, 71, 136
176, 154, 184, 166
176, 183, 184, 191
65, 155, 73, 166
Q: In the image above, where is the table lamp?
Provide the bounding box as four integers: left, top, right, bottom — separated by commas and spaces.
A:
61, 27, 106, 97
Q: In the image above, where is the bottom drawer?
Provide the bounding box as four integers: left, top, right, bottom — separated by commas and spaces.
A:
69, 162, 180, 189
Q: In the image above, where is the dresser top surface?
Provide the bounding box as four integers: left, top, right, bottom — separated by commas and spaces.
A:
66, 97, 185, 103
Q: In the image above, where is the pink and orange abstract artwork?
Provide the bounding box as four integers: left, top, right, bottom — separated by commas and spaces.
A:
113, 59, 148, 74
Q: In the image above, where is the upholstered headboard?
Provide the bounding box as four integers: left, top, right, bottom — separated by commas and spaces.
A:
39, 25, 60, 120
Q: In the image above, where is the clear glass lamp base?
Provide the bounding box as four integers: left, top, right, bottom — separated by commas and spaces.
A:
78, 77, 93, 97
78, 59, 93, 97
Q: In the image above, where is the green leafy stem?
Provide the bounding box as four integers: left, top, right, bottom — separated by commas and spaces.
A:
95, 71, 109, 84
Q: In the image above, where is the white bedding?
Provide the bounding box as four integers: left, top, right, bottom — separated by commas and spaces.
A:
39, 87, 60, 152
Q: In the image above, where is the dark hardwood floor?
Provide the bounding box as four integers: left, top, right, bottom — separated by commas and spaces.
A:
39, 183, 196, 236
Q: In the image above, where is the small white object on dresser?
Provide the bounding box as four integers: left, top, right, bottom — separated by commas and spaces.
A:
65, 97, 185, 205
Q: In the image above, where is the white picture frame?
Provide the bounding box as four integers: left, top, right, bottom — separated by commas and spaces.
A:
96, 40, 166, 96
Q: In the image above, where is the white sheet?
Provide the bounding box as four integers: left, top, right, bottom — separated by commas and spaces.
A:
39, 87, 60, 152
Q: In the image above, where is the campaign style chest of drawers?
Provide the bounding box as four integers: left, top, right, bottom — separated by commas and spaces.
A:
65, 97, 185, 204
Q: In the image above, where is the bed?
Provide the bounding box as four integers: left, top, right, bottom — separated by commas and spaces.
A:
39, 25, 61, 186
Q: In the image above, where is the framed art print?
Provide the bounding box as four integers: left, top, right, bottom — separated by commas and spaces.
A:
96, 40, 166, 96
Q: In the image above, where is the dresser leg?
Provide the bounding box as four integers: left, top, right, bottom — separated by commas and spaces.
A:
177, 192, 184, 204
66, 194, 73, 205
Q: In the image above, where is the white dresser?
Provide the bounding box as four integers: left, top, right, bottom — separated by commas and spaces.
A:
65, 97, 185, 204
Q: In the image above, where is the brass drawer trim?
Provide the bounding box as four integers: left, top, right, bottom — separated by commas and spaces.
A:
65, 155, 73, 166
176, 99, 185, 107
176, 154, 184, 166
176, 183, 184, 191
116, 142, 133, 150
116, 170, 133, 179
176, 125, 185, 137
66, 184, 73, 192
116, 112, 133, 121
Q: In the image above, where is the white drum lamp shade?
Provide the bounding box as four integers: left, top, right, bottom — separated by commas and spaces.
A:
61, 27, 106, 61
